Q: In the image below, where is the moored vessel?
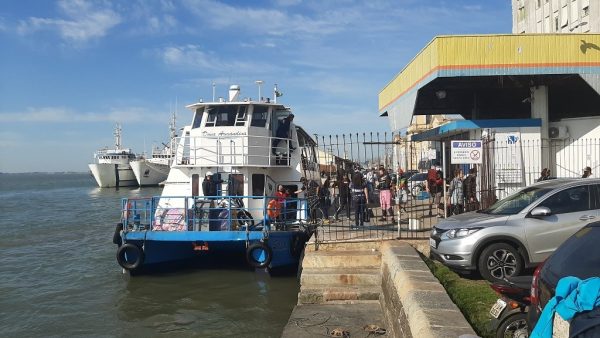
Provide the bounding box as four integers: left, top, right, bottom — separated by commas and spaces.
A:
113, 84, 321, 275
130, 112, 177, 186
89, 124, 138, 188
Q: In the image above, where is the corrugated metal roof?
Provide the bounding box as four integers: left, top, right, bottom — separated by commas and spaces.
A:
379, 34, 600, 114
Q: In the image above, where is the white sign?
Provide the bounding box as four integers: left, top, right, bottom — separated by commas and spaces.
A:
451, 140, 483, 164
428, 149, 437, 160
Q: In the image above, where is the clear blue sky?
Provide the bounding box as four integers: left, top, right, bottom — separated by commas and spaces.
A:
0, 0, 511, 172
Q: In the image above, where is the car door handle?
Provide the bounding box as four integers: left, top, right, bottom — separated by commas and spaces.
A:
580, 215, 596, 221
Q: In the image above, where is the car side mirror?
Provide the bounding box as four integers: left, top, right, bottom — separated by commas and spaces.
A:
530, 206, 552, 217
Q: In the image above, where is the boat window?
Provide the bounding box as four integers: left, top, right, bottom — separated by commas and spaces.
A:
227, 174, 244, 196
235, 106, 248, 126
251, 105, 268, 127
192, 108, 203, 129
252, 174, 265, 197
192, 174, 199, 196
205, 105, 247, 127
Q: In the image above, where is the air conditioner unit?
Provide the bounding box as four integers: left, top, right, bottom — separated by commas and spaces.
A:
549, 126, 569, 139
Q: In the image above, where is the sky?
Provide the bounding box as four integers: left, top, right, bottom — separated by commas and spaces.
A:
0, 0, 511, 173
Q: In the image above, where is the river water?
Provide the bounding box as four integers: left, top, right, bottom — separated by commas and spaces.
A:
0, 173, 298, 337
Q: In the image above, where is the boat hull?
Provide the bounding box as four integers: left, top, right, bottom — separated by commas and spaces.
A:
118, 229, 310, 275
130, 160, 170, 186
89, 163, 138, 188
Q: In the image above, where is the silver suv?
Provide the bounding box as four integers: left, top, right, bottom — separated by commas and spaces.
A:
429, 178, 600, 282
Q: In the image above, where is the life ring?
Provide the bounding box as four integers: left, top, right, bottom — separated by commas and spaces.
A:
246, 242, 273, 269
112, 223, 123, 246
116, 243, 145, 270
267, 200, 281, 219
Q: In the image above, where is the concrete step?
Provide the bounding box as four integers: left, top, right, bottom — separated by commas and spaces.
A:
298, 284, 382, 304
305, 240, 382, 252
300, 267, 382, 287
302, 250, 381, 269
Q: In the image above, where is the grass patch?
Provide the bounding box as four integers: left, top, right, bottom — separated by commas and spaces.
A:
422, 255, 498, 338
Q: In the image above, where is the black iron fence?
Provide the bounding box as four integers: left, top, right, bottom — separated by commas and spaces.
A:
311, 132, 600, 244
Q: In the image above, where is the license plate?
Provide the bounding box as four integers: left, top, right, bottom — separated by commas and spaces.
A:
429, 237, 437, 248
490, 299, 507, 319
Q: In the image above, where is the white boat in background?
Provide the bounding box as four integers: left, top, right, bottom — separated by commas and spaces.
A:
89, 124, 138, 188
131, 113, 177, 186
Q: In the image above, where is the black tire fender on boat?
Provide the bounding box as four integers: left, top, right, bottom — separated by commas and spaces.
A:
246, 242, 272, 269
112, 223, 124, 246
116, 243, 145, 271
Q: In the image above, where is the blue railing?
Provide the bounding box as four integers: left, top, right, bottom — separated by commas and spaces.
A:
121, 195, 310, 232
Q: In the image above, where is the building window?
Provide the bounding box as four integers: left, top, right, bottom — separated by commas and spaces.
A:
536, 0, 541, 8
555, 17, 559, 31
583, 6, 589, 16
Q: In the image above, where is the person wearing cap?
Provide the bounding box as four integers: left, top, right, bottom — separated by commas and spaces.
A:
582, 167, 592, 178
202, 171, 218, 197
272, 113, 296, 155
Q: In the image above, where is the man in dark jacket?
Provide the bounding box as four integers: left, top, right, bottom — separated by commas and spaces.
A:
272, 114, 295, 155
202, 171, 219, 197
463, 168, 478, 212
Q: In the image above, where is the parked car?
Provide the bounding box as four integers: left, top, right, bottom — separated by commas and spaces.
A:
528, 221, 600, 336
407, 172, 428, 197
430, 178, 600, 282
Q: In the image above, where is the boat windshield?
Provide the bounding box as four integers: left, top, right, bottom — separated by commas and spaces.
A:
205, 105, 248, 127
479, 186, 553, 215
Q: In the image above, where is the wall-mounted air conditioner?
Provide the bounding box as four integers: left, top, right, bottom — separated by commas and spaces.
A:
549, 126, 569, 139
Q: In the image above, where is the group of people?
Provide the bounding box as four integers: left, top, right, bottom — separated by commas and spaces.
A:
426, 167, 478, 217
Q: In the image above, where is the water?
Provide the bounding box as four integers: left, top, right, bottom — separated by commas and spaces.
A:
0, 173, 298, 337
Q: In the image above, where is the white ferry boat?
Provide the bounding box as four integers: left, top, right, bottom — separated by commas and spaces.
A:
89, 124, 138, 188
130, 113, 177, 186
113, 84, 321, 274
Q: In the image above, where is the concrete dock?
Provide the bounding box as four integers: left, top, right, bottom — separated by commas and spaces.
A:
281, 235, 477, 338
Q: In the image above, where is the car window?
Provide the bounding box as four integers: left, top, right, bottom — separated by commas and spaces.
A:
482, 186, 553, 215
537, 185, 591, 214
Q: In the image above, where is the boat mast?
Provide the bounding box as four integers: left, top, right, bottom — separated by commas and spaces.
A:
114, 123, 122, 150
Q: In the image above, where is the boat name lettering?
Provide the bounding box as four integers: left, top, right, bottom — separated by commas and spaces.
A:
202, 131, 248, 137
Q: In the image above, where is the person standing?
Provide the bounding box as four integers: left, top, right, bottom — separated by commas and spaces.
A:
350, 172, 368, 229
377, 167, 395, 223
275, 184, 289, 221
202, 171, 217, 197
334, 175, 352, 221
537, 168, 550, 182
448, 169, 465, 215
582, 167, 592, 178
426, 167, 444, 217
318, 177, 331, 224
272, 114, 295, 155
463, 168, 478, 212
294, 178, 308, 221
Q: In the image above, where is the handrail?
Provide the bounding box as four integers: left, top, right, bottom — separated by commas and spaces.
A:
121, 195, 310, 233
172, 134, 295, 167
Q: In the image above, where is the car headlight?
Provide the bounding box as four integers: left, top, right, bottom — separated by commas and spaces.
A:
446, 228, 482, 239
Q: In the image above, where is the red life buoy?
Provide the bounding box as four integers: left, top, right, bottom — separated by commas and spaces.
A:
267, 199, 281, 219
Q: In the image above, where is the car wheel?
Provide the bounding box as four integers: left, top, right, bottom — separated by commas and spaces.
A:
496, 312, 529, 338
478, 243, 523, 282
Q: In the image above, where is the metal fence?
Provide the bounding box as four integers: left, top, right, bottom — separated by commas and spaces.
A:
311, 132, 600, 244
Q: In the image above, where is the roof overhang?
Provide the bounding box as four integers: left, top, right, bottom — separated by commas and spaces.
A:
379, 34, 600, 131
410, 118, 542, 142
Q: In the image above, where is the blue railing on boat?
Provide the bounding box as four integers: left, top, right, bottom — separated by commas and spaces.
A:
121, 195, 310, 232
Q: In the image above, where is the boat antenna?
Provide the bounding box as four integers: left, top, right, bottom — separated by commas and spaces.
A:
255, 80, 264, 102
212, 82, 216, 102
274, 84, 281, 104
114, 123, 122, 150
